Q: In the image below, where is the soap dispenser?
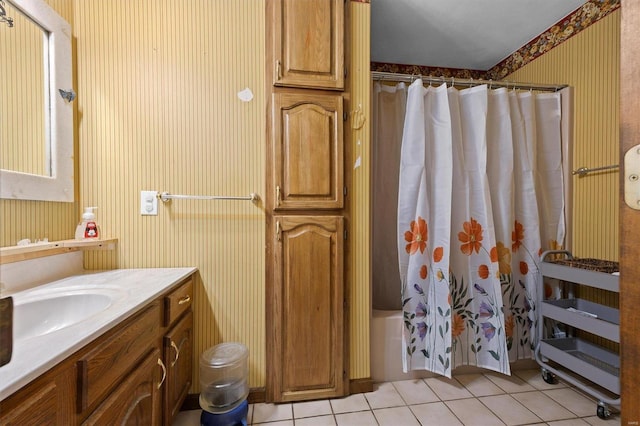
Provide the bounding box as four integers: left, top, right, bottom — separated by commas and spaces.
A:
75, 207, 100, 240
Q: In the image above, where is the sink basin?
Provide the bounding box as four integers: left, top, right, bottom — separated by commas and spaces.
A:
12, 288, 123, 342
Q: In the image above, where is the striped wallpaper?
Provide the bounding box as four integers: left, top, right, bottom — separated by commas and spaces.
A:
508, 10, 620, 263
347, 1, 371, 381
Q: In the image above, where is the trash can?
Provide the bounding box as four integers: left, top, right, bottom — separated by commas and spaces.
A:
199, 343, 249, 426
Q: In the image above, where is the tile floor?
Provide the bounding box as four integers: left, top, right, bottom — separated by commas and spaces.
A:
173, 369, 620, 426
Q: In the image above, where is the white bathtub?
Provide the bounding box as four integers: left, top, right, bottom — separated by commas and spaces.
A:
371, 310, 437, 382
370, 309, 538, 382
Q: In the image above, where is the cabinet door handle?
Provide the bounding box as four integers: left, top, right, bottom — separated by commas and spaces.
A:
276, 221, 281, 241
276, 185, 281, 207
170, 336, 188, 367
275, 60, 282, 80
178, 295, 191, 305
157, 358, 167, 389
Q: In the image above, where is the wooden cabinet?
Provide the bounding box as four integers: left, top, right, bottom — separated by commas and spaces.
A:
272, 92, 344, 210
269, 216, 346, 401
77, 303, 161, 414
82, 350, 163, 426
0, 365, 75, 426
162, 278, 193, 426
266, 0, 347, 403
270, 0, 344, 90
163, 311, 193, 424
0, 274, 195, 426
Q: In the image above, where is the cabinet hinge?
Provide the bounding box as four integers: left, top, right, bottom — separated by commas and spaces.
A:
344, 67, 348, 78
344, 229, 348, 240
343, 111, 348, 122
343, 186, 347, 197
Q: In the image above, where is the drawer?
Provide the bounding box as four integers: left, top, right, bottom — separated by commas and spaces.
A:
164, 277, 193, 327
77, 303, 161, 413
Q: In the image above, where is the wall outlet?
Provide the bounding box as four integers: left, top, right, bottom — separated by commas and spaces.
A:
140, 191, 158, 215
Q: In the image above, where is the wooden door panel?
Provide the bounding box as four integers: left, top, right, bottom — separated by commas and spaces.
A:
163, 311, 193, 425
271, 0, 344, 90
273, 93, 344, 210
619, 1, 640, 423
272, 216, 346, 401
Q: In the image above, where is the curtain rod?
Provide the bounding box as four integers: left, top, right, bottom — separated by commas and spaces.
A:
371, 71, 568, 93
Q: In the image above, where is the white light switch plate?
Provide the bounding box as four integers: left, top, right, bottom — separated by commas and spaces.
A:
140, 191, 158, 215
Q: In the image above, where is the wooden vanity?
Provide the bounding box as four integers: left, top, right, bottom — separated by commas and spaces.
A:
0, 271, 195, 426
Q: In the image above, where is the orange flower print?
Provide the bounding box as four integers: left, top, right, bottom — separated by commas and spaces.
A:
505, 315, 515, 338
433, 246, 444, 263
458, 218, 483, 255
404, 217, 428, 255
512, 221, 525, 252
420, 265, 428, 279
478, 264, 490, 279
491, 242, 512, 275
544, 282, 554, 299
452, 314, 465, 338
520, 261, 529, 275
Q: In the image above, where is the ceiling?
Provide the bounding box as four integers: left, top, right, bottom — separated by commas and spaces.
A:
370, 0, 588, 71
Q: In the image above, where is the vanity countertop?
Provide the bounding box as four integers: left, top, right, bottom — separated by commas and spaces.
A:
0, 267, 197, 401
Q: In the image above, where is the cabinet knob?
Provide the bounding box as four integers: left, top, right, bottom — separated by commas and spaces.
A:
178, 295, 191, 305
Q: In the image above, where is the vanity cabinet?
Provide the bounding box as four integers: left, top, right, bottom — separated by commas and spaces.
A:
0, 274, 195, 426
0, 364, 75, 425
270, 0, 344, 90
82, 350, 163, 426
162, 279, 194, 425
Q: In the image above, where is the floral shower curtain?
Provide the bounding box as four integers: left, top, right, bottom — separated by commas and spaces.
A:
397, 79, 568, 377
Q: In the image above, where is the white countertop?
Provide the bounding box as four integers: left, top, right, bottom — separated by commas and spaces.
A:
0, 267, 197, 401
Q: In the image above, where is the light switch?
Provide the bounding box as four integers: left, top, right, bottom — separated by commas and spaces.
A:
140, 191, 158, 215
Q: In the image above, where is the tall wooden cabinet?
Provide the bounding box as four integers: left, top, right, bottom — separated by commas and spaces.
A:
266, 0, 348, 402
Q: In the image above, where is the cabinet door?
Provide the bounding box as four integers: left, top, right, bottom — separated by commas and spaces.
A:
0, 365, 75, 426
82, 350, 163, 426
271, 0, 344, 90
163, 311, 193, 426
273, 92, 344, 210
270, 215, 346, 401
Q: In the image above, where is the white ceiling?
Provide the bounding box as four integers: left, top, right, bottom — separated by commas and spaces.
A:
371, 0, 588, 71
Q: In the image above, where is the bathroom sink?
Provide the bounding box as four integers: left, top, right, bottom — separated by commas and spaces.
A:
12, 288, 124, 342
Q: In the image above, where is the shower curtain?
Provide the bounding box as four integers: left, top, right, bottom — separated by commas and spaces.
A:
393, 79, 568, 377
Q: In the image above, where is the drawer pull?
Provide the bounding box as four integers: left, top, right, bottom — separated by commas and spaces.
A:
178, 295, 191, 305
157, 358, 167, 389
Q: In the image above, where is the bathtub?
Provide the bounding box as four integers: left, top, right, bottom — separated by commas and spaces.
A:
371, 310, 437, 382
370, 309, 538, 382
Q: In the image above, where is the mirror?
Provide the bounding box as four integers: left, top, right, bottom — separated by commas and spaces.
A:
0, 0, 74, 202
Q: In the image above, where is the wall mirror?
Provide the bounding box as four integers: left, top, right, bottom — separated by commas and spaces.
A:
0, 0, 74, 202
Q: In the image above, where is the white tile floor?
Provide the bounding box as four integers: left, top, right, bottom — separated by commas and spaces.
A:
173, 369, 620, 426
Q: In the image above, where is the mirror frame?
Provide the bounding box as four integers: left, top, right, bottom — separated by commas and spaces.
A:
1, 0, 73, 202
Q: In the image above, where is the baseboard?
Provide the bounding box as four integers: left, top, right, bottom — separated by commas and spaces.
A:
350, 377, 374, 394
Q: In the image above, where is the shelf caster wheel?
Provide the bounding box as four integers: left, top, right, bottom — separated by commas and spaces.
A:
597, 403, 610, 420
541, 369, 556, 384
